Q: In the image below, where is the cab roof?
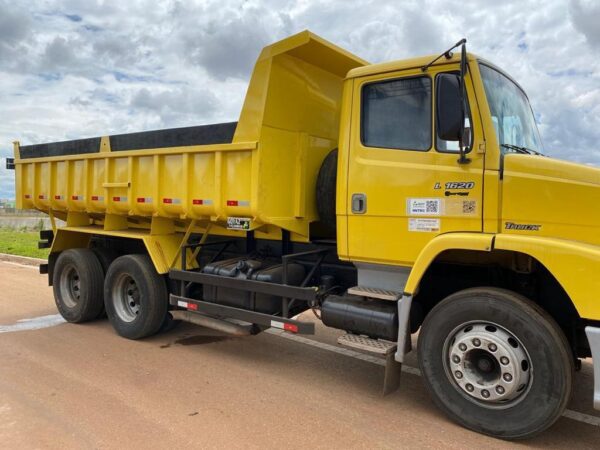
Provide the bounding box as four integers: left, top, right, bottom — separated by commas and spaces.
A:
346, 52, 480, 79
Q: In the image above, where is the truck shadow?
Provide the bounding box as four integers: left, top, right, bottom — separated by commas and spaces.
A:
174, 334, 237, 346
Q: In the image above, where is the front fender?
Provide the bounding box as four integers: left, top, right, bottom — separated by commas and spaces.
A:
494, 234, 600, 320
404, 232, 495, 295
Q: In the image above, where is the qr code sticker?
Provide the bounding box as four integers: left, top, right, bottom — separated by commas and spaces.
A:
408, 198, 442, 215
463, 201, 476, 214
426, 200, 439, 214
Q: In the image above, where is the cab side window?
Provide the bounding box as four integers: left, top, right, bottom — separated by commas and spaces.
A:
361, 76, 431, 151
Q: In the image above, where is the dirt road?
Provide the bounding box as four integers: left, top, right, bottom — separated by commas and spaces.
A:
1, 260, 598, 448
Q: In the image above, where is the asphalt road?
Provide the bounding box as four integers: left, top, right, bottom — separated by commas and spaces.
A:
1, 259, 599, 448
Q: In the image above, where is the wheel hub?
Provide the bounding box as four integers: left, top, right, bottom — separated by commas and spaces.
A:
112, 274, 141, 322
445, 322, 532, 407
59, 264, 81, 308
476, 354, 494, 373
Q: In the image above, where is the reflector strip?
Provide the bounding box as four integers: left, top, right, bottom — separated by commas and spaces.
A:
71, 195, 83, 201
112, 196, 127, 202
192, 199, 213, 205
163, 198, 181, 204
226, 200, 250, 206
284, 323, 299, 333
38, 195, 46, 200
136, 197, 152, 203
91, 195, 104, 201
24, 194, 31, 199
176, 300, 198, 311
54, 195, 63, 200
270, 320, 298, 333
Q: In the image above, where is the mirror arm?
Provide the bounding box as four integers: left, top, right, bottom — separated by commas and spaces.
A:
458, 39, 471, 165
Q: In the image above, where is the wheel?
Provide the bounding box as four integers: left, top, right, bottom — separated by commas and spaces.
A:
91, 247, 119, 319
52, 248, 105, 323
104, 254, 168, 339
159, 312, 180, 333
92, 247, 119, 274
418, 287, 573, 439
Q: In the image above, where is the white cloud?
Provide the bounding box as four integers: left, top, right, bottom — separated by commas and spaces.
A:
1, 0, 600, 198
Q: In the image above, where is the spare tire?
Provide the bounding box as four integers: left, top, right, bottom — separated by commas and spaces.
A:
316, 149, 338, 232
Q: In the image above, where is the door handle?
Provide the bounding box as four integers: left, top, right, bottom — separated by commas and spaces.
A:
351, 193, 367, 214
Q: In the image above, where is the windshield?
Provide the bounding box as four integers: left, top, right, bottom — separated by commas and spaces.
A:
479, 63, 543, 154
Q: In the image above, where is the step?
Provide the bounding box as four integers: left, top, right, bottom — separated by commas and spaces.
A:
347, 286, 401, 301
337, 333, 397, 356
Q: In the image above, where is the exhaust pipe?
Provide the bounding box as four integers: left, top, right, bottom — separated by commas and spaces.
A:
171, 310, 253, 336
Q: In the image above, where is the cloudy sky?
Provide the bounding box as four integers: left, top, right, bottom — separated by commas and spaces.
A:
1, 0, 599, 199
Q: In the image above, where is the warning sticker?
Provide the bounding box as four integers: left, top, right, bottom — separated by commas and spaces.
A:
409, 218, 440, 233
407, 198, 443, 216
227, 217, 251, 230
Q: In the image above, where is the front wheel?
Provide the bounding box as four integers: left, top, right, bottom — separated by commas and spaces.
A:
418, 287, 573, 440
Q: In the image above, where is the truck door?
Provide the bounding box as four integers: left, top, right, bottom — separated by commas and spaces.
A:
345, 67, 485, 266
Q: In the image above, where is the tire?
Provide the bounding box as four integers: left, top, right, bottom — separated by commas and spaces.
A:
316, 148, 338, 232
52, 248, 105, 323
160, 312, 180, 333
92, 247, 119, 319
92, 247, 119, 274
104, 254, 168, 340
418, 287, 573, 440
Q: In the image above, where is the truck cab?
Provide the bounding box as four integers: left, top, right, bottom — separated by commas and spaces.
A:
332, 45, 600, 438
338, 51, 600, 269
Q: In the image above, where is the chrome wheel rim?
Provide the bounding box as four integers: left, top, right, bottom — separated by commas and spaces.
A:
443, 321, 533, 409
112, 273, 140, 322
59, 263, 81, 308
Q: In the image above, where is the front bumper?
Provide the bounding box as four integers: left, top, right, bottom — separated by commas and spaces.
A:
585, 326, 600, 410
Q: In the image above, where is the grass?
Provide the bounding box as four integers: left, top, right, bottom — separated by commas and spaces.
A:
0, 227, 49, 259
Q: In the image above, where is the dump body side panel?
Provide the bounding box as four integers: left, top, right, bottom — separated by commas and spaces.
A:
14, 31, 367, 256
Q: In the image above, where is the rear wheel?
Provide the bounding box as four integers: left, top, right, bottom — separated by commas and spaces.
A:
104, 254, 168, 339
92, 247, 119, 274
52, 248, 105, 323
91, 247, 119, 319
418, 287, 573, 439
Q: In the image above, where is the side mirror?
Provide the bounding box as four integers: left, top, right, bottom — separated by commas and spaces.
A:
436, 73, 464, 141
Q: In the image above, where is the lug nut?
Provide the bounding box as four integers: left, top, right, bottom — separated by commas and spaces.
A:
472, 338, 481, 347
488, 343, 497, 352
500, 356, 509, 365
503, 373, 513, 382
452, 355, 461, 364
496, 386, 505, 395
465, 383, 474, 392
481, 389, 490, 399
455, 371, 463, 379
458, 343, 467, 352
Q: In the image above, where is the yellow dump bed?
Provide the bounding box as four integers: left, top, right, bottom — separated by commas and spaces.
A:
13, 31, 366, 242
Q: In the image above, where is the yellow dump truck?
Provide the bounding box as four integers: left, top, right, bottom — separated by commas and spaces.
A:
8, 30, 600, 439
